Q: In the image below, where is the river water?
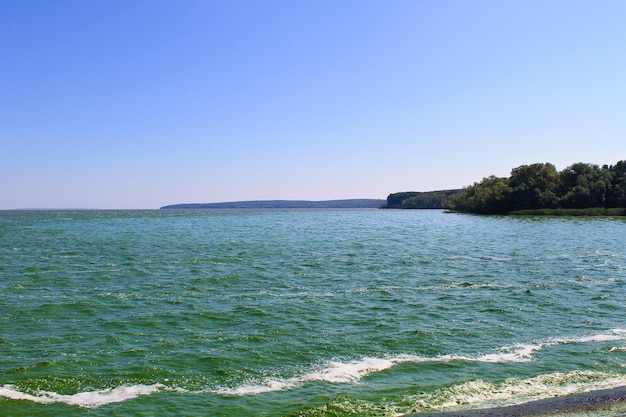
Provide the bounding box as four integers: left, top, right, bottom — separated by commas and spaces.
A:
1, 209, 625, 416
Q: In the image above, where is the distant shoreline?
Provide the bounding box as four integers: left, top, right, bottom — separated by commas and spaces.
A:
160, 199, 386, 209
407, 385, 626, 417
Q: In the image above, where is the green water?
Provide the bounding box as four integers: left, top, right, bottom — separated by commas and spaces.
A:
1, 209, 626, 416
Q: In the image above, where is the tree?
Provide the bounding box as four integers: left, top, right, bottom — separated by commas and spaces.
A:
450, 160, 626, 214
450, 176, 511, 214
558, 163, 613, 208
508, 163, 559, 210
608, 161, 626, 207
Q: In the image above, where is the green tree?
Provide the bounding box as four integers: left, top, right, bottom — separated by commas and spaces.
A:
401, 190, 459, 209
450, 176, 510, 214
422, 159, 626, 215
508, 163, 559, 210
558, 163, 613, 208
608, 161, 626, 207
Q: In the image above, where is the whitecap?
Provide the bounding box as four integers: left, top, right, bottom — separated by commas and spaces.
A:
578, 334, 624, 343
550, 328, 626, 345
303, 357, 395, 383
474, 344, 542, 363
215, 357, 396, 396
0, 385, 54, 404
215, 348, 543, 397
405, 370, 626, 414
215, 379, 295, 395
0, 383, 163, 408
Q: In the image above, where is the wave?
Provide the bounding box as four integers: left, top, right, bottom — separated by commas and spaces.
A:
217, 328, 626, 396
0, 383, 164, 408
215, 344, 542, 396
300, 370, 626, 417
2, 329, 625, 407
554, 327, 626, 344
216, 356, 400, 395
404, 370, 626, 415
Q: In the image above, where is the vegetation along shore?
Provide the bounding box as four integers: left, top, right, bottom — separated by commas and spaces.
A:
387, 160, 626, 215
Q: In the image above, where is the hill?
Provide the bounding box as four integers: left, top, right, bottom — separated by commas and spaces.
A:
160, 199, 386, 209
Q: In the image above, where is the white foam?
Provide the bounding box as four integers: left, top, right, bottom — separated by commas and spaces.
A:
216, 357, 396, 396
406, 370, 626, 414
304, 357, 396, 383
7, 329, 625, 403
475, 344, 542, 363
0, 383, 163, 408
551, 328, 626, 345
215, 348, 543, 396
0, 385, 54, 404
215, 379, 295, 396
391, 345, 541, 365
578, 334, 624, 343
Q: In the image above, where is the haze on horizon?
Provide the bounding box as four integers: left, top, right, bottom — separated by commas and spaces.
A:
1, 0, 625, 210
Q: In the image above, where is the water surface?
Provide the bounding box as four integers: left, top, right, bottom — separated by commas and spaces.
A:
1, 209, 625, 416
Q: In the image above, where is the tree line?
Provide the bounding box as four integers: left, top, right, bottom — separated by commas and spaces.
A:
450, 161, 626, 214
386, 190, 460, 209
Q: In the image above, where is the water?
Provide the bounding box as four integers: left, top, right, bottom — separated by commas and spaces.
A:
1, 209, 625, 416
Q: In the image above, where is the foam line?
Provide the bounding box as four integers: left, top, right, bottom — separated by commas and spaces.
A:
474, 344, 542, 363
0, 384, 163, 408
218, 328, 626, 396
303, 357, 396, 383
217, 345, 541, 396
4, 329, 625, 404
550, 328, 626, 345
410, 384, 626, 417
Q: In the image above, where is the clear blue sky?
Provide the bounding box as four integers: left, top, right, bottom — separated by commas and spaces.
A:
1, 0, 625, 209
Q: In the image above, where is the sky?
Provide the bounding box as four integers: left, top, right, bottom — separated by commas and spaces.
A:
1, 0, 625, 209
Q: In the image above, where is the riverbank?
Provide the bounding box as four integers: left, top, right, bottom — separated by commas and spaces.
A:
508, 208, 626, 216
408, 386, 626, 417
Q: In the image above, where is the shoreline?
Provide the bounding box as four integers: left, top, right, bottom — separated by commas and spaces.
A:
407, 386, 626, 417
